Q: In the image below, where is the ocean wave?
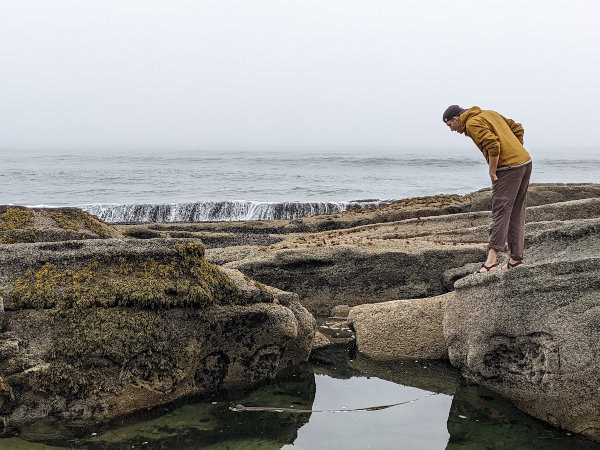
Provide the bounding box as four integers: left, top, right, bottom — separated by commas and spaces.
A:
81, 200, 390, 224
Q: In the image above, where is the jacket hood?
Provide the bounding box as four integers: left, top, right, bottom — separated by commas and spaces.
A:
460, 106, 482, 125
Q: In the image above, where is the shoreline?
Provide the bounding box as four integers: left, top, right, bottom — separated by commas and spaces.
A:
1, 182, 599, 443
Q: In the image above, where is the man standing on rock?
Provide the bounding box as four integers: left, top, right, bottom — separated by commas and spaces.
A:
443, 105, 532, 273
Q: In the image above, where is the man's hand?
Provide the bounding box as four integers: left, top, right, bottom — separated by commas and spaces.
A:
488, 155, 499, 184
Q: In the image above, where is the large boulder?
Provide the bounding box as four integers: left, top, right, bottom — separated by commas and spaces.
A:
348, 293, 451, 360
444, 219, 600, 441
0, 239, 314, 429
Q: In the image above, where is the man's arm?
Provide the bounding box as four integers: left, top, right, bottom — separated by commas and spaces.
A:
488, 155, 499, 182
505, 118, 524, 144
466, 120, 501, 159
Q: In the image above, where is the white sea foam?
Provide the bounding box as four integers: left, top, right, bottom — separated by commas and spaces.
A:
81, 200, 388, 223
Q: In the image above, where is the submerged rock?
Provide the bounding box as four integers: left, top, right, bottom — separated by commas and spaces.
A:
0, 239, 314, 429
444, 219, 600, 441
447, 383, 600, 449
348, 293, 451, 361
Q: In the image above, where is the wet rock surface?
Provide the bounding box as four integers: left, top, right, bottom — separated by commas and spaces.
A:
225, 246, 483, 316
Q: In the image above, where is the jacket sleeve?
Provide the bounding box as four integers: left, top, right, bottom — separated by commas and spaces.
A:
466, 120, 500, 158
505, 118, 524, 144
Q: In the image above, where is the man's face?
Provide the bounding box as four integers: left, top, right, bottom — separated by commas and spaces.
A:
446, 116, 465, 134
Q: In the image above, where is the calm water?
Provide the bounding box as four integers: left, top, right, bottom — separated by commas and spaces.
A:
1, 346, 596, 449
1, 147, 598, 207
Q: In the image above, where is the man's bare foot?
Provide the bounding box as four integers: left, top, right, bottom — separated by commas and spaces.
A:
501, 260, 524, 270
475, 263, 498, 274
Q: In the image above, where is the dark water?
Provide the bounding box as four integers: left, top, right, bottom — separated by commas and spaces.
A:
1, 345, 596, 450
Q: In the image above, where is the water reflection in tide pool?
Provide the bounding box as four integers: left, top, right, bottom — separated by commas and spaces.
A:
0, 347, 597, 449
287, 373, 452, 449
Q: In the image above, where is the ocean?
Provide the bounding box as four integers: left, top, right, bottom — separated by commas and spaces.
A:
1, 147, 597, 222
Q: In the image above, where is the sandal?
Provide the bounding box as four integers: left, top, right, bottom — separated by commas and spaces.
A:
502, 260, 524, 270
475, 263, 498, 274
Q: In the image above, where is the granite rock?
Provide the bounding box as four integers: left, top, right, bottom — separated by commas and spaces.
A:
444, 219, 600, 441
348, 292, 452, 360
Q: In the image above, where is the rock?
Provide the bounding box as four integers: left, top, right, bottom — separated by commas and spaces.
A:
227, 245, 483, 316
173, 183, 600, 237
0, 206, 120, 244
121, 226, 162, 239
116, 223, 285, 248
214, 186, 600, 316
348, 292, 452, 360
444, 219, 600, 441
0, 239, 315, 428
311, 330, 331, 350
330, 305, 351, 318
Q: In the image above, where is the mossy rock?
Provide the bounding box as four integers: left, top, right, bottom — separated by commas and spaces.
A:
0, 208, 38, 244
47, 208, 111, 237
29, 307, 167, 399
0, 206, 120, 244
122, 227, 162, 239
5, 242, 260, 310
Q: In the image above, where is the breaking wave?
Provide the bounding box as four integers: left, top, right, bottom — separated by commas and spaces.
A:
81, 200, 389, 224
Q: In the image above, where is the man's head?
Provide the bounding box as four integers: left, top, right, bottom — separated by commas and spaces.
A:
443, 105, 466, 134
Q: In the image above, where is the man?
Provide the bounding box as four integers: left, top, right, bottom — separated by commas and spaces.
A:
443, 105, 532, 273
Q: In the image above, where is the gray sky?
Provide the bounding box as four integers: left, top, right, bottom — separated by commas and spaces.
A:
1, 0, 598, 151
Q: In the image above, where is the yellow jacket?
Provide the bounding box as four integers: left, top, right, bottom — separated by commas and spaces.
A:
460, 107, 531, 168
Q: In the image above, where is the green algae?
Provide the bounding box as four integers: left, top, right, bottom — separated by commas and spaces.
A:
8, 243, 248, 310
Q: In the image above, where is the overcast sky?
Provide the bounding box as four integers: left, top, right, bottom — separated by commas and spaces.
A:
1, 0, 598, 151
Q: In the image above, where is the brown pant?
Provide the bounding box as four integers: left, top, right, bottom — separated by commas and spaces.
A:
489, 162, 532, 261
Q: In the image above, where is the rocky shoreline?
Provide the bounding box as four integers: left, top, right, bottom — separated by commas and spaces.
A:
1, 182, 599, 442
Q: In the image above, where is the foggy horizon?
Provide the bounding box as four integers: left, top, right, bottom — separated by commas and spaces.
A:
1, 1, 599, 151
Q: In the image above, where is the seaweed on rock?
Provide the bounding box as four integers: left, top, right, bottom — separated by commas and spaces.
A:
8, 243, 251, 310
0, 208, 38, 244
